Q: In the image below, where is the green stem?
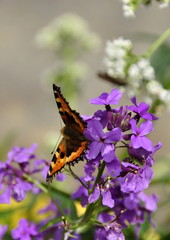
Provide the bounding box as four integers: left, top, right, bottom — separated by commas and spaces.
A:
145, 28, 170, 58
77, 162, 106, 228
78, 202, 96, 226
92, 161, 105, 193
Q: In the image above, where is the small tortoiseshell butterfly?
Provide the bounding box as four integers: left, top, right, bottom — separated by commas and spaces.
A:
46, 84, 88, 182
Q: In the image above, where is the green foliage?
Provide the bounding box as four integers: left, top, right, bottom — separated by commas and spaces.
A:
151, 43, 170, 90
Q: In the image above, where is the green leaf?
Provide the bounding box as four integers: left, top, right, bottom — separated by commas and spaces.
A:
43, 183, 78, 220
151, 44, 170, 89
40, 216, 63, 231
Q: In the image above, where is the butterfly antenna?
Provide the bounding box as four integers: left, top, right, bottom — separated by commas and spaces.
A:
51, 118, 63, 155
51, 132, 62, 155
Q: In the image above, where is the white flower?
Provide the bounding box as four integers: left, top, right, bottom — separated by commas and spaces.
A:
142, 66, 155, 81
105, 42, 126, 59
159, 1, 169, 9
146, 80, 163, 96
120, 0, 136, 18
122, 4, 135, 17
128, 58, 155, 84
137, 58, 150, 69
104, 38, 133, 79
113, 37, 132, 50
128, 64, 141, 80
147, 82, 170, 109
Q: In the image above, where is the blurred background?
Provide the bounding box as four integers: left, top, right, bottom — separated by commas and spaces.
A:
0, 0, 170, 235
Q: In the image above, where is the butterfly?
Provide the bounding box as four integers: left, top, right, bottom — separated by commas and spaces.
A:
46, 84, 88, 182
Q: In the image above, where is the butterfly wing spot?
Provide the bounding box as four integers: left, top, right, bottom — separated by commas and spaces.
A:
56, 100, 62, 109
60, 152, 65, 159
57, 147, 60, 153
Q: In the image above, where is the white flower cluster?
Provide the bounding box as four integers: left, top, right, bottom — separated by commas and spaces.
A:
104, 37, 170, 108
159, 0, 170, 8
104, 38, 132, 79
120, 0, 138, 18
120, 0, 170, 17
36, 13, 100, 52
128, 58, 155, 88
147, 81, 170, 107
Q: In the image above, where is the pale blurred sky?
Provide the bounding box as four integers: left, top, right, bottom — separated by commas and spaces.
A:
0, 0, 170, 157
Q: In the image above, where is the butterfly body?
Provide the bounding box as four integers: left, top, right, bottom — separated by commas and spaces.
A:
46, 84, 87, 182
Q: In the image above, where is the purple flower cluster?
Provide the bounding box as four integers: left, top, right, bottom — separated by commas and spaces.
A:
0, 88, 161, 240
0, 144, 47, 203
73, 89, 161, 239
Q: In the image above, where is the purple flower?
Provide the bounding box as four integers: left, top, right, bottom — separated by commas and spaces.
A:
110, 106, 131, 131
0, 145, 44, 203
12, 219, 38, 240
123, 193, 139, 210
95, 213, 125, 240
0, 175, 32, 203
90, 88, 122, 105
138, 192, 158, 212
85, 120, 122, 163
128, 97, 158, 120
7, 144, 37, 164
12, 179, 33, 202
105, 156, 120, 174
88, 183, 115, 208
0, 224, 8, 239
0, 187, 11, 204
130, 119, 153, 151
84, 161, 96, 181
118, 162, 153, 193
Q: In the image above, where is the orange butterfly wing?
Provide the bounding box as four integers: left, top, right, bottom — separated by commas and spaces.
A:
46, 84, 87, 182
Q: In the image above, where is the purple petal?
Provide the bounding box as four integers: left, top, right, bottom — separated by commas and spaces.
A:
41, 165, 49, 180
84, 162, 95, 181
141, 166, 153, 187
7, 144, 37, 164
0, 188, 11, 204
56, 173, 66, 181
139, 192, 158, 211
90, 92, 109, 105
12, 181, 32, 202
131, 96, 137, 106
0, 225, 8, 239
107, 89, 123, 105
98, 212, 114, 223
142, 112, 158, 120
12, 219, 38, 240
130, 119, 139, 134
140, 137, 153, 151
88, 188, 100, 203
102, 191, 115, 208
138, 102, 149, 113
120, 173, 140, 193
86, 120, 104, 140
106, 157, 120, 174
101, 144, 115, 163
87, 141, 103, 160
131, 135, 153, 151
139, 121, 153, 136
81, 114, 93, 121
124, 193, 138, 210
131, 135, 141, 149
104, 127, 122, 143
